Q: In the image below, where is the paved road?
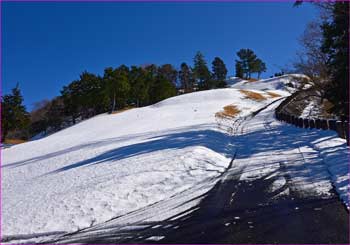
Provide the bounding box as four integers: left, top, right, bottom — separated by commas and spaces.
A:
49, 168, 349, 244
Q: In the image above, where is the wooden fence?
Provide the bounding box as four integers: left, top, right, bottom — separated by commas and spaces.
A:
274, 92, 350, 146
275, 111, 349, 145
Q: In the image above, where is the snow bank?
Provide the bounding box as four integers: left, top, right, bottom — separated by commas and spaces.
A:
311, 134, 350, 209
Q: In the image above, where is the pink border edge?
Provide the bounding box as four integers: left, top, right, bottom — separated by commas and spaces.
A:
0, 1, 348, 245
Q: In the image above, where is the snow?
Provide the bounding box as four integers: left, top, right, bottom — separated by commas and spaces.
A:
2, 88, 276, 239
231, 74, 308, 93
231, 101, 339, 198
2, 74, 348, 243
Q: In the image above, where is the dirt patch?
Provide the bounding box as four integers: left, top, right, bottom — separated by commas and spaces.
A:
240, 90, 266, 101
4, 139, 27, 145
215, 105, 241, 119
266, 92, 282, 98
247, 78, 258, 82
111, 106, 135, 115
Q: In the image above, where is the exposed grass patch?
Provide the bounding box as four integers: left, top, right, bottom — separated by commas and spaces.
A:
240, 90, 266, 101
4, 139, 27, 145
247, 78, 258, 82
215, 105, 241, 119
111, 106, 135, 115
266, 91, 282, 98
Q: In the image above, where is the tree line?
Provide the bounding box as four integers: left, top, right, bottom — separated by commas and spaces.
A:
3, 50, 251, 141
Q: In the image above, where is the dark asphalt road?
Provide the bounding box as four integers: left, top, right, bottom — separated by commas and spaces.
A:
50, 169, 349, 244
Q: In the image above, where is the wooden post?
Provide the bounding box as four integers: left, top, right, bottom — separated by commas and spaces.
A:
336, 121, 345, 138
315, 119, 321, 129
328, 119, 336, 131
309, 119, 315, 129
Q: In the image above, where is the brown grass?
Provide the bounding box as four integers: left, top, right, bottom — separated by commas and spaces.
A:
215, 105, 241, 119
247, 78, 258, 82
111, 106, 135, 115
239, 90, 266, 101
4, 139, 27, 145
266, 91, 282, 98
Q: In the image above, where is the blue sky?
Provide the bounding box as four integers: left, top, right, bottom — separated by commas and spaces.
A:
2, 2, 318, 110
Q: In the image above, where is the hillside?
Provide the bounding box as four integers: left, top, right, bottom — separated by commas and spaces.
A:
2, 75, 348, 243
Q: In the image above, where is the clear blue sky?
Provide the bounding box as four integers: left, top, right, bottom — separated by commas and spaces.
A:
2, 2, 318, 111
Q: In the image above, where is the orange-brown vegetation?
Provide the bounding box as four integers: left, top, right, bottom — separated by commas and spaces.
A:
246, 78, 258, 82
4, 139, 27, 145
266, 91, 282, 98
239, 90, 266, 101
215, 105, 241, 119
111, 106, 135, 115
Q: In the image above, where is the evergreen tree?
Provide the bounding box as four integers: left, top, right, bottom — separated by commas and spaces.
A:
61, 80, 82, 124
129, 66, 150, 107
321, 2, 349, 119
158, 64, 178, 87
193, 51, 211, 90
211, 57, 228, 88
179, 62, 194, 93
104, 66, 131, 112
236, 49, 258, 79
1, 84, 30, 141
78, 71, 107, 118
252, 58, 267, 79
235, 61, 244, 78
144, 64, 158, 78
149, 75, 176, 104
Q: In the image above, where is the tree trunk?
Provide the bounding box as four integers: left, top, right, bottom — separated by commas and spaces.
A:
2, 129, 8, 143
111, 92, 116, 112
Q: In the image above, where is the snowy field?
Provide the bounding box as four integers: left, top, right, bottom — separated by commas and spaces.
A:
2, 75, 349, 243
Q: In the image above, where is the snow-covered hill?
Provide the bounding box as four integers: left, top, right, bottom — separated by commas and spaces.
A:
2, 75, 348, 243
231, 74, 309, 92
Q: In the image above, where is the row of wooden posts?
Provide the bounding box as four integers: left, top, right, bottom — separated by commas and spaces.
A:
275, 111, 350, 145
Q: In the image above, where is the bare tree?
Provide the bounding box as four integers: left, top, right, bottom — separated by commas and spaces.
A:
293, 20, 330, 101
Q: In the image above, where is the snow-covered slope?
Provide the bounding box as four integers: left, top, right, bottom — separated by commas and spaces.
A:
231, 74, 308, 93
2, 88, 279, 239
2, 75, 348, 243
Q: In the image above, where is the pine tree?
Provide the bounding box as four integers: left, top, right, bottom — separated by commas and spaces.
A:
103, 66, 131, 112
158, 64, 178, 87
129, 66, 149, 107
179, 62, 194, 93
235, 61, 244, 78
1, 84, 30, 141
149, 75, 176, 104
211, 57, 228, 88
61, 80, 82, 124
236, 49, 258, 79
252, 58, 267, 79
79, 71, 107, 118
193, 51, 211, 90
235, 49, 267, 79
